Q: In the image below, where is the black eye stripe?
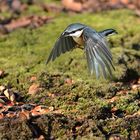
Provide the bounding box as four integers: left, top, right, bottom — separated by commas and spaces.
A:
71, 31, 76, 33
70, 28, 84, 34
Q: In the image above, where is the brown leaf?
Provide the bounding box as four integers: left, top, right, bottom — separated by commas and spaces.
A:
62, 0, 82, 12
131, 130, 140, 139
6, 112, 16, 118
117, 90, 128, 95
28, 83, 40, 95
108, 97, 118, 103
30, 76, 37, 82
65, 78, 74, 85
31, 110, 42, 116
111, 107, 118, 113
37, 135, 45, 140
18, 110, 30, 120
53, 109, 63, 114
33, 105, 42, 112
39, 108, 50, 114
131, 84, 140, 90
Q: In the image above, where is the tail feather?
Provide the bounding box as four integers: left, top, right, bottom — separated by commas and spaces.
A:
99, 29, 118, 37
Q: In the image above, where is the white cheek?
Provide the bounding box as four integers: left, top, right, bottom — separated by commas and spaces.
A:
70, 30, 83, 37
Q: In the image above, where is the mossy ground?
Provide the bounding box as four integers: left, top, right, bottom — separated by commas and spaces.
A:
0, 1, 140, 139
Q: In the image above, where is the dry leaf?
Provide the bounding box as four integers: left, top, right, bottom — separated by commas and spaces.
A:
37, 135, 45, 140
30, 76, 37, 82
4, 89, 16, 102
28, 83, 40, 95
109, 97, 118, 103
65, 78, 74, 85
39, 108, 50, 114
31, 110, 42, 116
111, 107, 118, 113
6, 112, 16, 118
49, 106, 54, 111
4, 89, 10, 99
131, 84, 140, 90
0, 85, 6, 91
117, 90, 128, 95
33, 105, 42, 111
62, 0, 82, 12
18, 110, 30, 120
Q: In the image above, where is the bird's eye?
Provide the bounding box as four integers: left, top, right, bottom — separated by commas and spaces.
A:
71, 31, 76, 34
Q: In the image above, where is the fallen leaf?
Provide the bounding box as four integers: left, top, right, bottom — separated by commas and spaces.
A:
28, 83, 40, 95
4, 89, 10, 99
18, 110, 30, 120
0, 85, 6, 92
30, 76, 37, 82
111, 107, 118, 113
131, 84, 140, 90
49, 106, 54, 111
4, 89, 16, 102
62, 0, 82, 12
33, 105, 42, 112
65, 78, 74, 85
6, 112, 16, 118
117, 90, 128, 95
108, 97, 118, 103
37, 135, 45, 140
31, 110, 42, 116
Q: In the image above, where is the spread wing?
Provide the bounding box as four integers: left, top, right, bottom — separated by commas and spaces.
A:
46, 35, 76, 64
83, 28, 115, 78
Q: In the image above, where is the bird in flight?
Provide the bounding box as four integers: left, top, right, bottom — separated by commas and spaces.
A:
46, 23, 117, 78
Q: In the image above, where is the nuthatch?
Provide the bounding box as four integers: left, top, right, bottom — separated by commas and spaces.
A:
46, 23, 117, 78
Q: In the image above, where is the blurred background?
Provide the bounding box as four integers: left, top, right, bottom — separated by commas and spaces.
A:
0, 0, 140, 35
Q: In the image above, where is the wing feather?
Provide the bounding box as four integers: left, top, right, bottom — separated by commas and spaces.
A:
46, 36, 76, 64
83, 28, 114, 78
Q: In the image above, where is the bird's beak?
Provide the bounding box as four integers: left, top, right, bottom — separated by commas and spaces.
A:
62, 32, 69, 37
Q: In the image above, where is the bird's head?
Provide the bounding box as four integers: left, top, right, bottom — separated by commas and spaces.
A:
62, 23, 85, 38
